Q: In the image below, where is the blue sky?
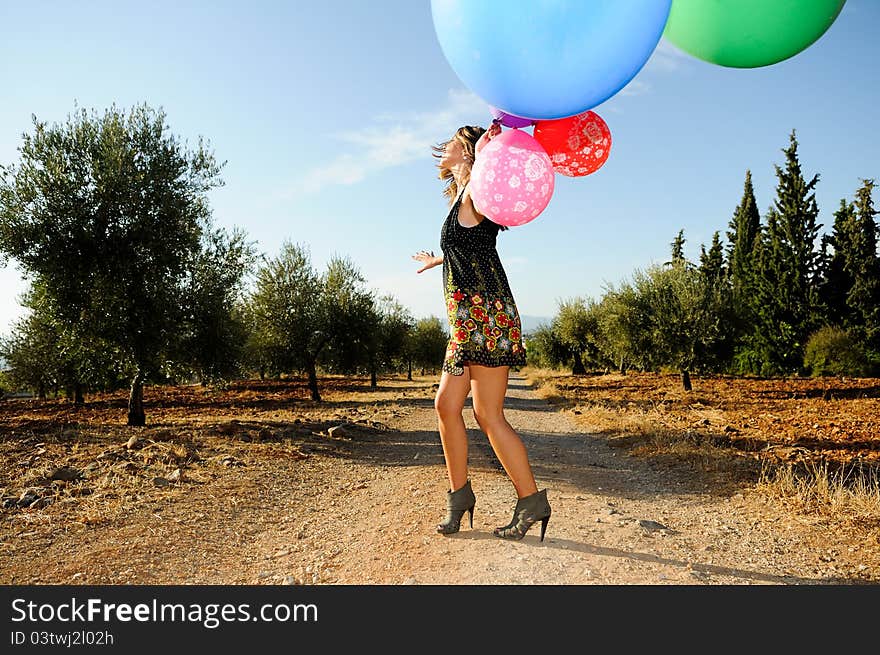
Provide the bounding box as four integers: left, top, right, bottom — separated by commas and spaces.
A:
1, 0, 878, 337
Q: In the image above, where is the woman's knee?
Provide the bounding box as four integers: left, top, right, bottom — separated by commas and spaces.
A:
473, 406, 504, 430
435, 393, 463, 421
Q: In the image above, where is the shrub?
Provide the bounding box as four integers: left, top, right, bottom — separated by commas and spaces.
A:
803, 326, 870, 377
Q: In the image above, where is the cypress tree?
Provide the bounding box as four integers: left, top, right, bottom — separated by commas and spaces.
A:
847, 179, 880, 356
742, 209, 795, 374
699, 231, 725, 284
725, 170, 761, 306
698, 231, 736, 372
775, 131, 823, 316
817, 198, 857, 328
747, 131, 824, 374
668, 229, 687, 265
725, 171, 763, 373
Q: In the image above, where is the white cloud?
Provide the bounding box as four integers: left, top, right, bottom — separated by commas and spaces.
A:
602, 39, 692, 110
292, 40, 689, 194
618, 80, 652, 98
648, 39, 692, 73
292, 89, 489, 195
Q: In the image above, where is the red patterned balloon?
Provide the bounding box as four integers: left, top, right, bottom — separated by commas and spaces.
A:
533, 111, 612, 177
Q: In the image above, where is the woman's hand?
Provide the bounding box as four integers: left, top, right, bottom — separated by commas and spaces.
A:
475, 122, 502, 156
412, 250, 442, 274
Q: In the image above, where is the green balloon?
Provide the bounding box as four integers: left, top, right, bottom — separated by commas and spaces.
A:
662, 0, 846, 68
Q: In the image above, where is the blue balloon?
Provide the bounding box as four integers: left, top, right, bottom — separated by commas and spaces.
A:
431, 0, 672, 120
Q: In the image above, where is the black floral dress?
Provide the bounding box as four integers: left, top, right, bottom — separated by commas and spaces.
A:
439, 186, 527, 376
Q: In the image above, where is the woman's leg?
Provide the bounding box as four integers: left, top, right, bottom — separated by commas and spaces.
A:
434, 368, 472, 492
469, 364, 538, 499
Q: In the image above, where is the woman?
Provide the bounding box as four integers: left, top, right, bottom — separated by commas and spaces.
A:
412, 123, 551, 542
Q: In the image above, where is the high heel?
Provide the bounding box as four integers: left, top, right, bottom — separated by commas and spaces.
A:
493, 489, 551, 542
436, 479, 476, 535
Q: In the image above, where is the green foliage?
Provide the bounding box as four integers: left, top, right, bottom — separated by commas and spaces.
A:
551, 296, 610, 374
238, 296, 273, 380
596, 281, 653, 373
523, 322, 568, 370
846, 179, 880, 352
737, 132, 825, 375
234, 130, 876, 387
319, 255, 378, 375
173, 226, 259, 385
596, 257, 736, 382
803, 325, 870, 377
667, 229, 687, 265
374, 296, 415, 375
726, 170, 761, 306
0, 292, 65, 397
646, 262, 716, 374
246, 241, 324, 377
0, 280, 131, 398
409, 316, 448, 374
2, 115, 872, 396
817, 199, 858, 329
245, 243, 379, 398
699, 231, 725, 283
0, 102, 225, 417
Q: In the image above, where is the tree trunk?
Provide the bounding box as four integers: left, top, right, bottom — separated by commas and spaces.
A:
74, 382, 84, 406
407, 359, 412, 381
571, 351, 586, 375
306, 360, 321, 401
680, 369, 692, 391
37, 382, 46, 400
618, 355, 627, 375
127, 370, 146, 426
370, 367, 377, 389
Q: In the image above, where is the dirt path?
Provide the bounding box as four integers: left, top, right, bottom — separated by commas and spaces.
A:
262, 372, 864, 585
5, 373, 874, 585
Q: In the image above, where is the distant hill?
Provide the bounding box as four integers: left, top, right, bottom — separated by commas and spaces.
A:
520, 315, 552, 335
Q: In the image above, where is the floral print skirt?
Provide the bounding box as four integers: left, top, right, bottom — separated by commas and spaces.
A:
443, 288, 527, 376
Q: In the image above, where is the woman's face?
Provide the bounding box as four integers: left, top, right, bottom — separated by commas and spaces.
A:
439, 137, 467, 169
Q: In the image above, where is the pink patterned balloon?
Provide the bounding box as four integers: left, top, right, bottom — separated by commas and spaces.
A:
470, 128, 555, 228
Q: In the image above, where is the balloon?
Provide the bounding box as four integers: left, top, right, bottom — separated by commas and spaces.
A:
534, 111, 612, 178
470, 129, 554, 228
489, 106, 535, 129
663, 0, 846, 68
431, 0, 672, 120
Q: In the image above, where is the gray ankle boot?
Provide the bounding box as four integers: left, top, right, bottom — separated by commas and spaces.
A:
494, 489, 551, 542
436, 480, 476, 535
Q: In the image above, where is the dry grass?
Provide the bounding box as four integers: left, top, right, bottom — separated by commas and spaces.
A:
0, 375, 424, 534
0, 373, 447, 584
757, 460, 880, 524
521, 365, 880, 519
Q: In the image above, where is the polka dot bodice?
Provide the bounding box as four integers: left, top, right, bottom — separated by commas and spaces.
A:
438, 187, 527, 376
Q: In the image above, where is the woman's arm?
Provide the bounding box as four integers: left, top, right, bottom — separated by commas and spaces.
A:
475, 121, 502, 156
469, 123, 503, 221
412, 250, 443, 274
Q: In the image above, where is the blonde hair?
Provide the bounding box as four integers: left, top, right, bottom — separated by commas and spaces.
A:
432, 125, 486, 205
